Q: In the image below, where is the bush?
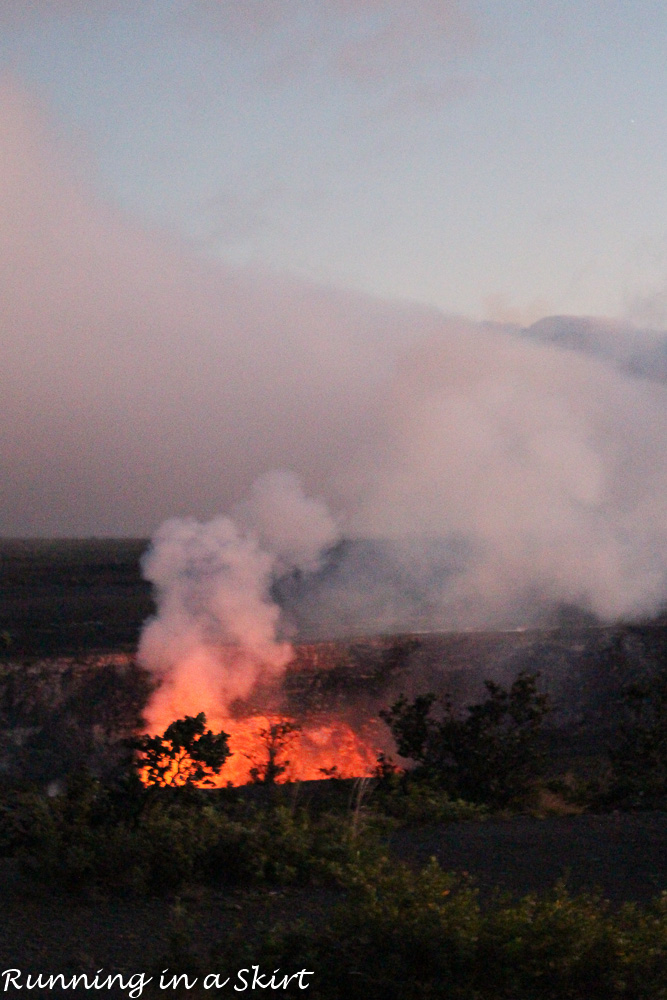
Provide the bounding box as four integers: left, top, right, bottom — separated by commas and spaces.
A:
607, 668, 667, 807
9, 769, 385, 896
202, 800, 386, 887
372, 772, 486, 825
381, 671, 550, 807
212, 859, 667, 999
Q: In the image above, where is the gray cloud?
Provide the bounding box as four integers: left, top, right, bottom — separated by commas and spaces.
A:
0, 1, 128, 27
186, 0, 476, 99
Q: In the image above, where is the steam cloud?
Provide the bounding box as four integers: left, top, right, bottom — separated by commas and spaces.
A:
141, 314, 667, 667
139, 315, 667, 730
4, 77, 667, 651
344, 318, 667, 626
139, 472, 339, 727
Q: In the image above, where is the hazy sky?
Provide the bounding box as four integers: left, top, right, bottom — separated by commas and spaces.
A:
2, 0, 667, 590
2, 1, 667, 321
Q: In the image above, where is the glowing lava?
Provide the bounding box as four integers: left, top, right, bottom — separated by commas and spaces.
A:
221, 714, 381, 785
142, 709, 381, 787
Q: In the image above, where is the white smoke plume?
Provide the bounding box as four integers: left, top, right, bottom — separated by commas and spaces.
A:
352, 320, 667, 622
139, 315, 667, 731
274, 318, 667, 635
138, 472, 339, 728
235, 470, 340, 574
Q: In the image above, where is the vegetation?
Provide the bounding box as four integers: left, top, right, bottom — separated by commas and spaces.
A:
381, 671, 551, 807
246, 719, 301, 784
607, 666, 667, 807
213, 861, 667, 999
0, 690, 667, 997
371, 771, 487, 825
2, 713, 385, 895
6, 780, 385, 897
133, 712, 231, 787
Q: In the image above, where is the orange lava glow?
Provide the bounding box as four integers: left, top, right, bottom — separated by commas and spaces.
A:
222, 714, 380, 785
144, 711, 381, 787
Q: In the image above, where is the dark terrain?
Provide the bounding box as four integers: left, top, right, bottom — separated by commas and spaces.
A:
1, 810, 667, 981
1, 540, 667, 988
0, 538, 153, 656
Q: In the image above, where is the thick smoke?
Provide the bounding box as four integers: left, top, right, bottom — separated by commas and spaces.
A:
139, 316, 667, 727
338, 318, 667, 627
5, 78, 667, 644
271, 317, 667, 635
139, 472, 339, 727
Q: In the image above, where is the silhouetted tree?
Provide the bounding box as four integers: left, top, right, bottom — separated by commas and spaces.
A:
381, 671, 550, 806
246, 720, 301, 785
133, 713, 231, 787
608, 667, 667, 806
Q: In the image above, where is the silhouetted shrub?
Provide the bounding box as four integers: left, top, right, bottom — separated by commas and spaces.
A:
214, 858, 667, 999
246, 720, 301, 785
607, 667, 667, 807
133, 713, 231, 787
381, 671, 550, 807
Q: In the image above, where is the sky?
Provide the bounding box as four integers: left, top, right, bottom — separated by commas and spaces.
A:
2, 1, 667, 322
3, 1, 667, 629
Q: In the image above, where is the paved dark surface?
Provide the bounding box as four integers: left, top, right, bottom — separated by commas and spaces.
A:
389, 810, 667, 903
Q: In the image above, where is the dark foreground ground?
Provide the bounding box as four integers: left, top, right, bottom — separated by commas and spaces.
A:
1, 811, 666, 980
389, 810, 667, 904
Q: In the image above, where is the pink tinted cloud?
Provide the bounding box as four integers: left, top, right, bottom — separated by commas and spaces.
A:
4, 76, 667, 629
0, 76, 429, 535
2, 2, 478, 110
330, 0, 476, 83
